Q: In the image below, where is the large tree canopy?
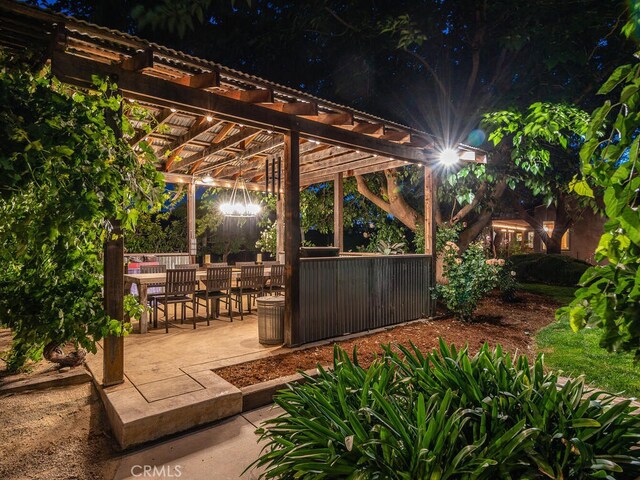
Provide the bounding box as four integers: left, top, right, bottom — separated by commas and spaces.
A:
559, 36, 640, 357
40, 0, 638, 250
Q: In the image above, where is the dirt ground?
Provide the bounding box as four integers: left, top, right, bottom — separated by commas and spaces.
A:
0, 291, 557, 479
215, 291, 557, 387
0, 383, 120, 480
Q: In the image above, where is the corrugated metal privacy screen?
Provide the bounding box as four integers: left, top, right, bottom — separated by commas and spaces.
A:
297, 255, 433, 345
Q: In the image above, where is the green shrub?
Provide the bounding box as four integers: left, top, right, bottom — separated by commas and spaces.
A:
510, 253, 590, 286
252, 342, 640, 479
498, 262, 519, 302
434, 242, 502, 321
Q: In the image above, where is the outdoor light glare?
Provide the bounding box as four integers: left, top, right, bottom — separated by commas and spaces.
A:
202, 174, 214, 183
219, 175, 261, 217
219, 202, 233, 215
439, 148, 459, 166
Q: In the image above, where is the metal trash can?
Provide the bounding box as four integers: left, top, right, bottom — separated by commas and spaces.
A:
257, 296, 285, 345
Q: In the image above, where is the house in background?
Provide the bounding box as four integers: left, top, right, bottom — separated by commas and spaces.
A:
491, 206, 605, 264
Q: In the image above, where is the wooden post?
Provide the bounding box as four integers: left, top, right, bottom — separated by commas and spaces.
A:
423, 166, 435, 256
103, 219, 124, 387
102, 81, 125, 387
424, 166, 436, 316
276, 197, 285, 260
187, 182, 197, 263
283, 131, 301, 346
333, 172, 344, 251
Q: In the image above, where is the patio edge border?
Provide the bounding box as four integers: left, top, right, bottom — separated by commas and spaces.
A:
240, 367, 323, 412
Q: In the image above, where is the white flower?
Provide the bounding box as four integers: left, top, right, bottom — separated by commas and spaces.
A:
510, 271, 516, 276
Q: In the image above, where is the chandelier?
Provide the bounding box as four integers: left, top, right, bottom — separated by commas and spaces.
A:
219, 176, 261, 217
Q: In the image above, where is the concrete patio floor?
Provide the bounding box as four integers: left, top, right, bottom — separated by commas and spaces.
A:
113, 403, 283, 479
86, 308, 291, 449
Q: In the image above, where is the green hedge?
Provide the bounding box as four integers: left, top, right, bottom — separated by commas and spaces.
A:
509, 253, 590, 286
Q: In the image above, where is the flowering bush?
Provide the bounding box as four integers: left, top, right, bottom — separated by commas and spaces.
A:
434, 242, 502, 321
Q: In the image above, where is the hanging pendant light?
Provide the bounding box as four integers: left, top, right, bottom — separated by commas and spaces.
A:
219, 176, 261, 217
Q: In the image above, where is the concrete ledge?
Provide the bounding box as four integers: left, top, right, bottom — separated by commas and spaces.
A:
241, 367, 321, 412
0, 367, 91, 395
90, 368, 242, 450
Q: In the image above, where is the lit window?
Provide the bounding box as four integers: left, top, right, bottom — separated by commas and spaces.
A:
526, 231, 534, 248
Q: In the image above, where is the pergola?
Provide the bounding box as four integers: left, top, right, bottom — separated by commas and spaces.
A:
0, 1, 485, 385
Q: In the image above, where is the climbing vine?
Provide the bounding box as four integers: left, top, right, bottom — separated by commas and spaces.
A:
0, 54, 163, 369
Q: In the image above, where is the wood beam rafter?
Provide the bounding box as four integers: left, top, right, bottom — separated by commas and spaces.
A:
163, 117, 222, 170
302, 159, 408, 185
223, 141, 320, 178
188, 122, 236, 173
218, 88, 273, 103
350, 122, 385, 136
51, 50, 428, 163
120, 47, 153, 72
302, 112, 353, 126
197, 136, 283, 175
171, 71, 219, 89
380, 130, 411, 143
174, 126, 260, 173
260, 101, 318, 116
129, 107, 173, 148
300, 152, 372, 173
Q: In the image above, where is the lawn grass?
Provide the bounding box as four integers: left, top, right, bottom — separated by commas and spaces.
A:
524, 282, 640, 398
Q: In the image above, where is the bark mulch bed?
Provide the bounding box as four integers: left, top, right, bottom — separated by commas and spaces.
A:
215, 292, 559, 388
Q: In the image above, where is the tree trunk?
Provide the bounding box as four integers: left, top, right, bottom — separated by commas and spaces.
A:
458, 210, 493, 249
456, 179, 508, 249
43, 342, 86, 368
513, 191, 573, 254
355, 170, 424, 231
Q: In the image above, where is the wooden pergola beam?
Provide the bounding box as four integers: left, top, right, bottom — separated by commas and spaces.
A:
171, 127, 260, 172
380, 130, 411, 142
334, 173, 343, 251
219, 88, 273, 103
161, 171, 264, 191
302, 112, 353, 126
222, 140, 320, 178
351, 122, 385, 136
261, 101, 318, 116
171, 71, 220, 89
301, 151, 372, 175
197, 137, 284, 176
163, 117, 221, 164
129, 107, 173, 148
50, 50, 428, 163
188, 122, 236, 173
120, 47, 153, 72
301, 159, 408, 185
299, 145, 348, 163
